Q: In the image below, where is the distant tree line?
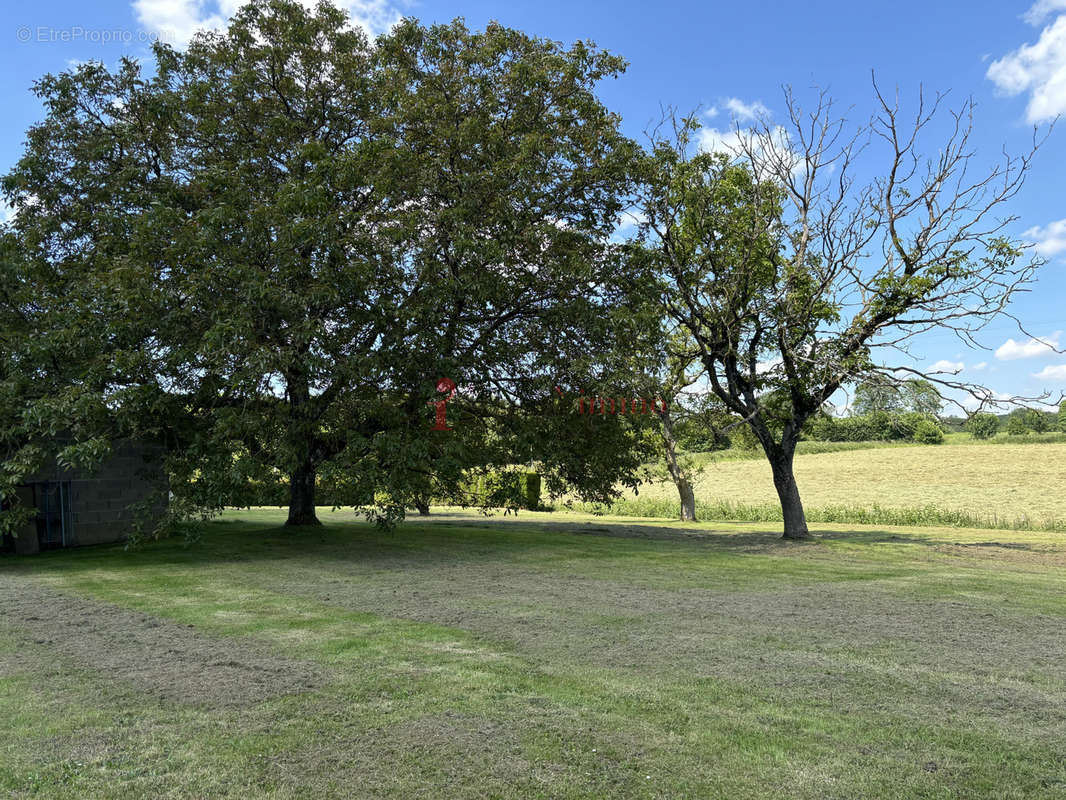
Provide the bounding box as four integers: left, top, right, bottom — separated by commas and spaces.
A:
672, 384, 1066, 453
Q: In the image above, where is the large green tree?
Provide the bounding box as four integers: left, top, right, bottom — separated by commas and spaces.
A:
853, 377, 942, 416
852, 376, 904, 415
1, 0, 644, 531
633, 88, 1048, 539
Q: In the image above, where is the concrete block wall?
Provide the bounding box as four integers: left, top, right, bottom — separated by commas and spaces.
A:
19, 439, 168, 549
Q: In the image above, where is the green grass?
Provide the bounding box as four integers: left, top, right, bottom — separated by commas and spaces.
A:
3, 507, 1066, 798
571, 496, 1066, 531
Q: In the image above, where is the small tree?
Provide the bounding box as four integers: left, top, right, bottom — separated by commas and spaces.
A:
633, 85, 1049, 539
966, 413, 999, 440
1006, 412, 1029, 436
1024, 408, 1050, 433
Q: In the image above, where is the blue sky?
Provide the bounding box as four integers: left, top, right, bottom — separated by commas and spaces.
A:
4, 0, 1066, 412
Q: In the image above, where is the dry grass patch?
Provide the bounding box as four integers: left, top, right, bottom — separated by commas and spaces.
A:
618, 442, 1066, 527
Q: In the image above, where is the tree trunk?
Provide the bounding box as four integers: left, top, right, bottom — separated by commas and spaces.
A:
415, 497, 431, 516
283, 361, 321, 527
658, 405, 698, 522
286, 460, 321, 526
677, 477, 696, 522
767, 445, 809, 540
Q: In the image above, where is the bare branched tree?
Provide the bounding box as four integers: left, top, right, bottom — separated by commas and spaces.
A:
633, 81, 1057, 539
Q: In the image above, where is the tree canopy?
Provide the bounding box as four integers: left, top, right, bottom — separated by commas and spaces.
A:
0, 0, 647, 532
631, 87, 1049, 538
853, 377, 941, 416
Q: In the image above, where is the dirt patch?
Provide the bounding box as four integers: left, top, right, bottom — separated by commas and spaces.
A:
0, 576, 322, 708
932, 541, 1066, 568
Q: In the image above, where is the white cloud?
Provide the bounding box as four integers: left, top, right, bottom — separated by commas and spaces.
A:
134, 0, 401, 47
697, 126, 746, 155
995, 331, 1062, 359
1023, 218, 1066, 257
0, 194, 41, 225
929, 359, 964, 373
986, 9, 1066, 123
612, 209, 647, 240
1024, 0, 1066, 25
972, 361, 988, 371
696, 103, 813, 187
722, 97, 770, 122
698, 123, 793, 164
1033, 363, 1066, 380
133, 0, 226, 45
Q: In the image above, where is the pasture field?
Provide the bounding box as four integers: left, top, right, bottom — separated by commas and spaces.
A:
3, 508, 1066, 798
599, 441, 1066, 530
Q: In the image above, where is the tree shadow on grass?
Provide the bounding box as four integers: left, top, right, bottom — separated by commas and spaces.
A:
1, 510, 1050, 580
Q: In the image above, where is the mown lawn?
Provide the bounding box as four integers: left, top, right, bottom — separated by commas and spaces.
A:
2, 508, 1066, 798
606, 441, 1066, 529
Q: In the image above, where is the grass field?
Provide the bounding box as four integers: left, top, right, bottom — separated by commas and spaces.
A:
589, 441, 1066, 530
3, 508, 1066, 798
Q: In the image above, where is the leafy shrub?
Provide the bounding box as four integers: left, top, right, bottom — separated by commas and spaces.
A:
520, 472, 541, 510
803, 413, 837, 441
464, 470, 541, 510
897, 412, 932, 435
798, 411, 943, 444
1025, 408, 1051, 433
865, 410, 901, 440
674, 424, 730, 452
912, 418, 944, 444
1006, 413, 1029, 435
805, 411, 925, 442
966, 413, 999, 440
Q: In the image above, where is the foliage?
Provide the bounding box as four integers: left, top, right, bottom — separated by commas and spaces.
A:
631, 88, 1044, 538
853, 377, 904, 415
1024, 407, 1051, 433
0, 0, 646, 531
902, 380, 943, 416
910, 417, 944, 444
966, 413, 1000, 440
1006, 410, 1030, 435
672, 397, 734, 452
804, 410, 941, 442
461, 470, 542, 511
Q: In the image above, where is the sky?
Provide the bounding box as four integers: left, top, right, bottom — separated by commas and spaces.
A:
3, 0, 1066, 413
